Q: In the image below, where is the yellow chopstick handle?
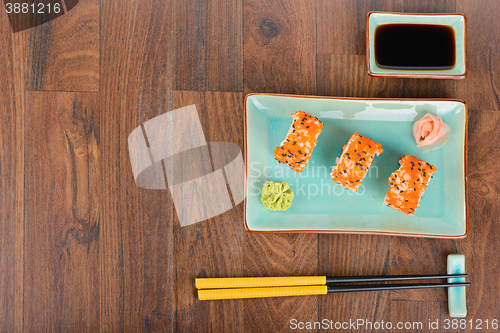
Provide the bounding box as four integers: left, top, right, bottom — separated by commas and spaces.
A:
198, 285, 328, 300
195, 276, 326, 289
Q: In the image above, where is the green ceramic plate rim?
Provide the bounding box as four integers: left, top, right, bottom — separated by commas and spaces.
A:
243, 93, 469, 238
366, 12, 467, 79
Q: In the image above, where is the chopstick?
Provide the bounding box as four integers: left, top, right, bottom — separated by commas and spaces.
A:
325, 274, 468, 284
197, 282, 471, 300
326, 282, 470, 293
195, 274, 468, 290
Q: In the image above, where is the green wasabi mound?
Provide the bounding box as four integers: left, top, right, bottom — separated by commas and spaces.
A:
261, 181, 294, 211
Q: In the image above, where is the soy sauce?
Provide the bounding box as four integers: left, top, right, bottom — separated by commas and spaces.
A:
374, 24, 456, 70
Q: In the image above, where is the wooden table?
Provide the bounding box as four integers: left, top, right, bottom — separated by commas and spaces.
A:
1, 0, 499, 332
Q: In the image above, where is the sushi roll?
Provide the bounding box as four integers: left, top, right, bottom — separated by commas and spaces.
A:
274, 111, 323, 173
331, 132, 383, 192
384, 155, 437, 215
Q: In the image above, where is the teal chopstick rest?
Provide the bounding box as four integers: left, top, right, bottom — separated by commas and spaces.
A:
447, 254, 467, 317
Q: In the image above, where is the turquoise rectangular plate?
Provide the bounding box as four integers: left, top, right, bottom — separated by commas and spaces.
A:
244, 94, 468, 238
367, 12, 466, 79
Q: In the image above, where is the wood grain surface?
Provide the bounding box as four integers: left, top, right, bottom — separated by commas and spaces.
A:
171, 91, 245, 332
24, 91, 100, 332
243, 0, 316, 95
173, 0, 242, 92
1, 0, 500, 332
0, 14, 24, 332
100, 0, 174, 331
24, 0, 100, 92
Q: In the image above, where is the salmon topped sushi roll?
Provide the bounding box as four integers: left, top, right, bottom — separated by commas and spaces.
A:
384, 155, 437, 215
274, 111, 323, 173
331, 132, 383, 192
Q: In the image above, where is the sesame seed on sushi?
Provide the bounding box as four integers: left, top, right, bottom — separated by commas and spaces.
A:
331, 132, 383, 192
383, 155, 436, 215
274, 111, 323, 173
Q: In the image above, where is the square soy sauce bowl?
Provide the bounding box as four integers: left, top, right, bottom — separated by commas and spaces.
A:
366, 12, 466, 79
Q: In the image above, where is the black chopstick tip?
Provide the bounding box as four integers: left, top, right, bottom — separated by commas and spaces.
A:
325, 274, 468, 284
326, 282, 470, 294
